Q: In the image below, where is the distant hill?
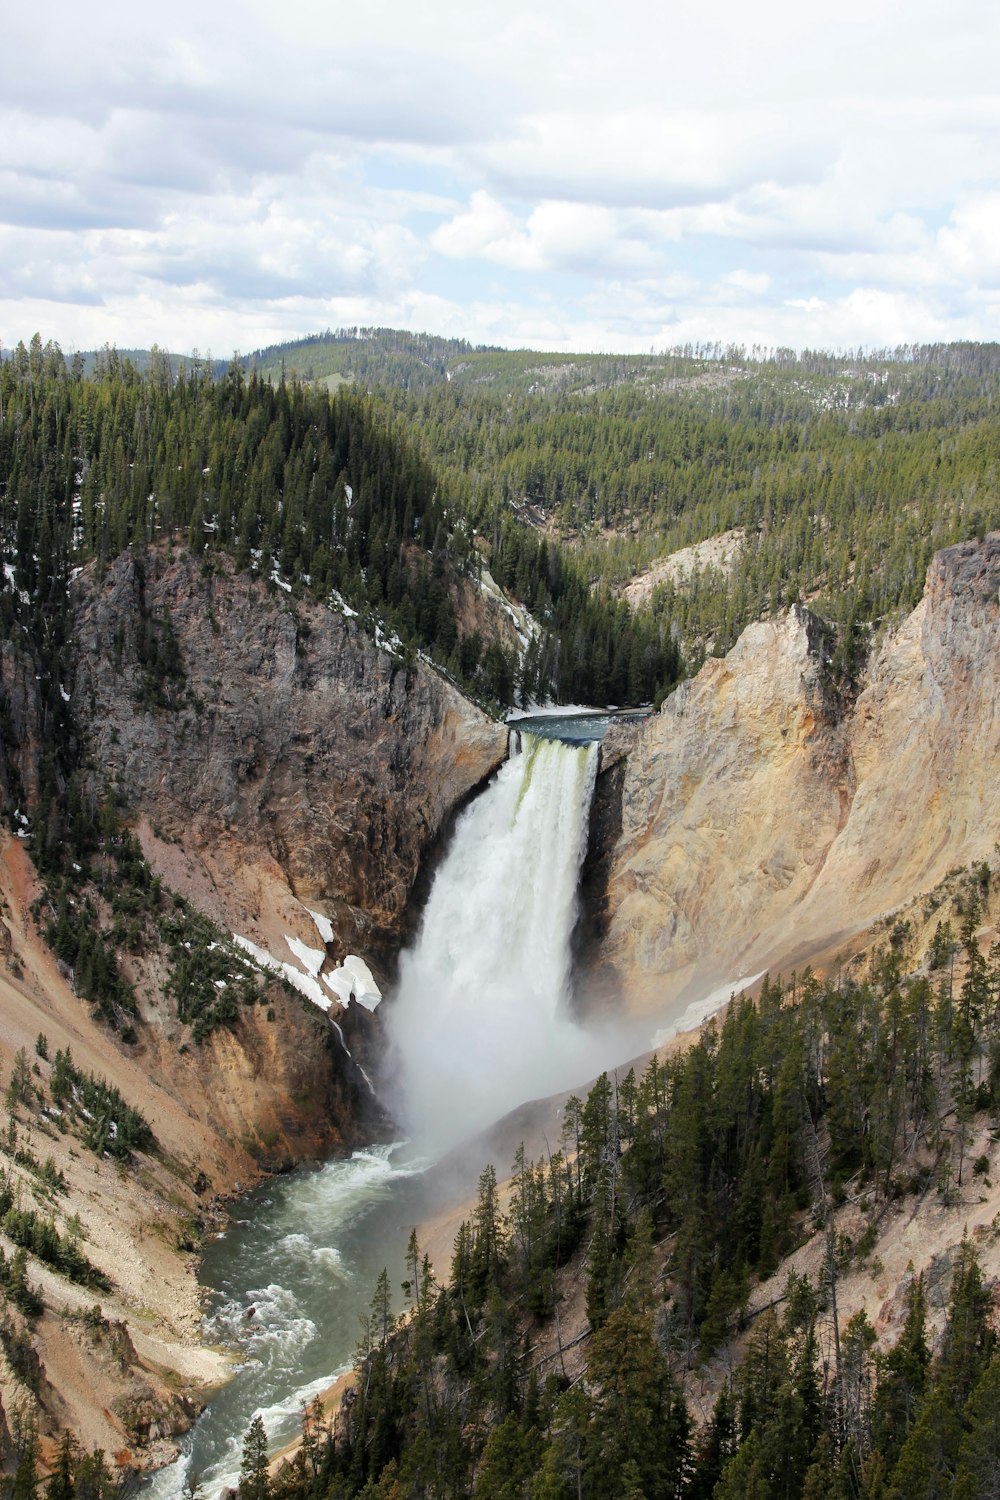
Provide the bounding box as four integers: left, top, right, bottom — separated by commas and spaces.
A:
11, 327, 1000, 661
241, 327, 496, 391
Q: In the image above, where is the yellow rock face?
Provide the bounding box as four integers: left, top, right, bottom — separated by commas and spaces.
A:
598, 534, 1000, 1021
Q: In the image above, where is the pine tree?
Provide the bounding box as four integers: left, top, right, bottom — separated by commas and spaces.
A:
6, 1048, 33, 1111
239, 1414, 271, 1500
869, 1273, 930, 1476
938, 1236, 995, 1407
45, 1431, 77, 1500
10, 1406, 38, 1500
953, 1356, 1000, 1500
582, 1304, 689, 1499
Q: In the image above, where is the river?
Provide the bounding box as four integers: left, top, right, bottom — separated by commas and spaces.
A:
145, 1144, 443, 1497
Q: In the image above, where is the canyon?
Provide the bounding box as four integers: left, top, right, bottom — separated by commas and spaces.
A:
0, 547, 507, 1466
0, 532, 998, 1475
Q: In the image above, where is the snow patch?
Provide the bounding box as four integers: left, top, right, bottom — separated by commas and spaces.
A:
233, 933, 283, 973
233, 932, 335, 1015
285, 934, 325, 977
323, 955, 382, 1011
307, 908, 334, 946
374, 622, 403, 656
343, 956, 381, 1007
323, 970, 355, 1007
329, 589, 358, 619
280, 964, 332, 1012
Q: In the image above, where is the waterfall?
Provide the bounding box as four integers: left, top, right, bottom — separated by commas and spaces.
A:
387, 732, 610, 1151
144, 733, 622, 1499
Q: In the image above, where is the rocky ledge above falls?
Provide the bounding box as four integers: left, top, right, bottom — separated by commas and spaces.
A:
71, 549, 509, 970
594, 533, 1000, 1017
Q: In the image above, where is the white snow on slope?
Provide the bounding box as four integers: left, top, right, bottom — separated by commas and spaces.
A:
307, 908, 335, 946
285, 934, 325, 977
233, 932, 331, 1012
235, 933, 380, 1015
323, 955, 382, 1011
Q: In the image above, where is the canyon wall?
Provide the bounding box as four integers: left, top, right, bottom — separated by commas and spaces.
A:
0, 549, 509, 1467
72, 550, 509, 969
595, 532, 1000, 1015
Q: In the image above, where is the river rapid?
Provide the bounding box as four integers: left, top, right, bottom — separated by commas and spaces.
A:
145, 1144, 440, 1498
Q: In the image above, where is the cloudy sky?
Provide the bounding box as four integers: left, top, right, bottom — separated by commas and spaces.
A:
4, 0, 1000, 356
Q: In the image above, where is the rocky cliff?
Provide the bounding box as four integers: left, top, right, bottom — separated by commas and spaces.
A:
595, 532, 1000, 1016
72, 549, 509, 972
59, 545, 510, 1179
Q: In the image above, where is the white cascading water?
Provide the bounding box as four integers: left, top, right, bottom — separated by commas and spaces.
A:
387, 731, 612, 1151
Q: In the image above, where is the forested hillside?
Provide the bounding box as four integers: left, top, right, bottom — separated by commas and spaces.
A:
53, 330, 1000, 668
259, 870, 1000, 1500
0, 337, 680, 714
244, 331, 1000, 660
385, 345, 1000, 659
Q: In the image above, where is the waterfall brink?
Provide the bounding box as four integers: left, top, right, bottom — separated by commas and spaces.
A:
387, 733, 605, 1151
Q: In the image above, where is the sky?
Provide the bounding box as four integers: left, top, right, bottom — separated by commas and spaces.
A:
4, 0, 1000, 357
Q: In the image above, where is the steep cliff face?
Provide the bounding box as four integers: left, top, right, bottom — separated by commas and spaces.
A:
806, 533, 1000, 924
597, 534, 1000, 1015
72, 550, 509, 969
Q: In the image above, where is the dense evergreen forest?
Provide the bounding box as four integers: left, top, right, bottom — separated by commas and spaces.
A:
382, 343, 1000, 657
245, 329, 1000, 658
12, 329, 999, 698
246, 872, 1000, 1500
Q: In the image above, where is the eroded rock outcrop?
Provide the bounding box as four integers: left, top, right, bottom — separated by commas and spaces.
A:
597, 533, 1000, 1015
72, 550, 508, 969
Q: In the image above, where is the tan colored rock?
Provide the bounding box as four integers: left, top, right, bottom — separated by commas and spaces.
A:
599, 533, 1000, 1018
621, 526, 746, 610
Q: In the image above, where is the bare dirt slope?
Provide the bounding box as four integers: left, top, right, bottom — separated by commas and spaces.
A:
0, 837, 231, 1467
621, 527, 746, 610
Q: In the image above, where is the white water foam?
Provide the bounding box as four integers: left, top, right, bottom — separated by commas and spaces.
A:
387, 733, 616, 1151
143, 1144, 426, 1500
205, 1281, 317, 1367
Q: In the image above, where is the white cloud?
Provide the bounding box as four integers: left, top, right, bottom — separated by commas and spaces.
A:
4, 0, 1000, 352
938, 195, 1000, 286
471, 107, 820, 210
431, 192, 531, 267
720, 270, 773, 296
432, 195, 667, 276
